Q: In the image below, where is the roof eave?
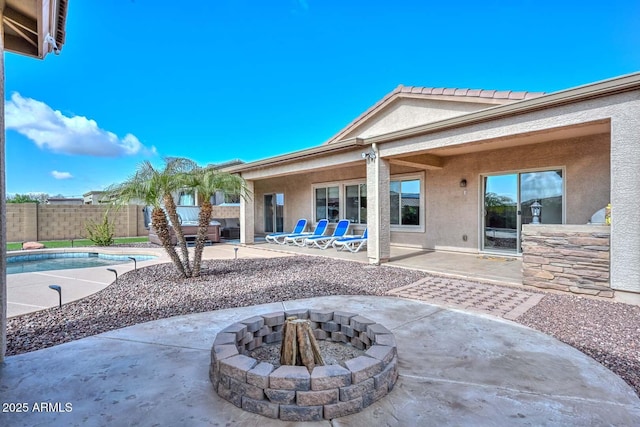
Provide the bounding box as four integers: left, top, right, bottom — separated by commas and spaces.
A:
367, 72, 640, 145
225, 138, 365, 173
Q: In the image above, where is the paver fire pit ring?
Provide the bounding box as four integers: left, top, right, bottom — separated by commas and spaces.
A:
209, 309, 399, 421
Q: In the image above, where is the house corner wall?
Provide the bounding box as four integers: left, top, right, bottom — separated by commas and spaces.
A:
610, 113, 640, 293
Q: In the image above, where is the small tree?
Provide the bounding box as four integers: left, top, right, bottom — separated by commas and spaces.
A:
107, 158, 196, 278
85, 213, 115, 246
190, 166, 249, 276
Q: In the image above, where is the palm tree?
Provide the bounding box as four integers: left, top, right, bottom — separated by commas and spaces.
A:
107, 158, 196, 278
190, 166, 248, 276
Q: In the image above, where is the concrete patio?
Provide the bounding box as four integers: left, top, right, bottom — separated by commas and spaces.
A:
1, 295, 639, 426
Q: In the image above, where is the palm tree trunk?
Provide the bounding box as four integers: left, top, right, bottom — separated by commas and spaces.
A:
192, 200, 213, 277
152, 207, 187, 278
163, 194, 192, 277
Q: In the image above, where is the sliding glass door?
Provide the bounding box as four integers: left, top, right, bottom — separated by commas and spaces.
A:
483, 170, 563, 254
264, 193, 284, 233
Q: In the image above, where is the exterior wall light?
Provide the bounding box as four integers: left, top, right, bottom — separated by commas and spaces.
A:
361, 150, 376, 161
531, 200, 542, 224
460, 179, 467, 188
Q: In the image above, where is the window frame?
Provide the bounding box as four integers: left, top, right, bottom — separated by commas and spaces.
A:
311, 173, 424, 232
389, 173, 425, 232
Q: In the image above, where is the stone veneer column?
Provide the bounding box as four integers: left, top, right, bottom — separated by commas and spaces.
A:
240, 179, 255, 244
610, 110, 640, 294
366, 154, 390, 264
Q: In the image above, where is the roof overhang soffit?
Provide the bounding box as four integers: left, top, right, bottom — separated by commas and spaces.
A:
3, 0, 67, 58
3, 4, 39, 56
388, 154, 444, 170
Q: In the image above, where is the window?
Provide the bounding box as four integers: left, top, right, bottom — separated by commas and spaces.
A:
178, 190, 196, 206
345, 184, 367, 224
390, 179, 420, 226
315, 186, 340, 223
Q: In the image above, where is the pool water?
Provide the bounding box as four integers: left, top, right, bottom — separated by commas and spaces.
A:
7, 252, 157, 274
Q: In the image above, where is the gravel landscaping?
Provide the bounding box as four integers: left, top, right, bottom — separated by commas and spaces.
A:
6, 255, 640, 397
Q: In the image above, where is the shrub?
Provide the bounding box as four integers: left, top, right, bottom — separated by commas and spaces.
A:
85, 214, 115, 246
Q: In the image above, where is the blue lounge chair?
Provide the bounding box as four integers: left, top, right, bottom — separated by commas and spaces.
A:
304, 219, 351, 249
284, 219, 329, 246
265, 219, 307, 244
332, 228, 368, 253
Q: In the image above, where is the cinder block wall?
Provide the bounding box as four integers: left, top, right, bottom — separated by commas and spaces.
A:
5, 204, 147, 242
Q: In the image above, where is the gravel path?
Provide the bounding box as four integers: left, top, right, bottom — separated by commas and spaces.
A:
6, 256, 640, 397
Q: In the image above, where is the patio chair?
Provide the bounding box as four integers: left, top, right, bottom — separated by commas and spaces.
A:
284, 219, 329, 247
332, 228, 368, 253
304, 219, 351, 250
265, 219, 307, 244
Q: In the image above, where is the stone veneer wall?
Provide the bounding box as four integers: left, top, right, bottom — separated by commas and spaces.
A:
209, 309, 398, 421
521, 225, 612, 297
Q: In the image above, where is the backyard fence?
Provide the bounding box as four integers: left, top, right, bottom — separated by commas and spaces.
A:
5, 203, 147, 242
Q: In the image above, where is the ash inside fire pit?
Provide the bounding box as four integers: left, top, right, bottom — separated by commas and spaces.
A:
250, 340, 365, 368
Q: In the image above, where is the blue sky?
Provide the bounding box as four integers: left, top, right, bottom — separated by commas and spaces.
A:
5, 0, 640, 197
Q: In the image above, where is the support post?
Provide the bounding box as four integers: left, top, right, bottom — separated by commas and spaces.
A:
366, 150, 391, 264
240, 179, 255, 244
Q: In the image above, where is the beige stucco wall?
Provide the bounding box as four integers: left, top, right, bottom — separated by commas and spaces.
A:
250, 132, 609, 254
253, 164, 366, 235
343, 98, 497, 140
425, 133, 610, 252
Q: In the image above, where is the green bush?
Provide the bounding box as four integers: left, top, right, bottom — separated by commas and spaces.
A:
85, 214, 115, 246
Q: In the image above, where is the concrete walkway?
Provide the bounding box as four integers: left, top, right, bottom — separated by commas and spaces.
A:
1, 295, 638, 426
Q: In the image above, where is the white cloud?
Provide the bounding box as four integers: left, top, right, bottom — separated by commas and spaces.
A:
5, 92, 156, 158
51, 170, 73, 180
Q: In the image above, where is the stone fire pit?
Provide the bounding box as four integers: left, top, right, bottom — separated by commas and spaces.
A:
209, 309, 398, 421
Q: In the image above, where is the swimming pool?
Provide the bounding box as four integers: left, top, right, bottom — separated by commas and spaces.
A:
7, 252, 157, 274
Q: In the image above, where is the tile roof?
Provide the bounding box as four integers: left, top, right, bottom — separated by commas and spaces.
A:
324, 84, 546, 145
396, 85, 545, 100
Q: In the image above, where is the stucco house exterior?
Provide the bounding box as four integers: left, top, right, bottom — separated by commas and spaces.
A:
226, 73, 640, 302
